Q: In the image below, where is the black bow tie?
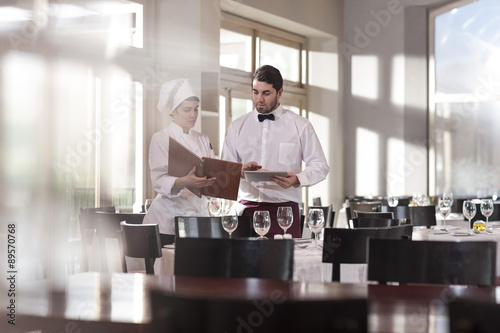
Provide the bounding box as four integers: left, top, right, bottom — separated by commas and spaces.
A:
258, 113, 275, 122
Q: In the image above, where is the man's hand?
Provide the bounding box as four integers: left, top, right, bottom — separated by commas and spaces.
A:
241, 161, 262, 178
271, 172, 300, 189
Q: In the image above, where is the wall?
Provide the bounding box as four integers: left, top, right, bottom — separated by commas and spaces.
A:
342, 0, 449, 198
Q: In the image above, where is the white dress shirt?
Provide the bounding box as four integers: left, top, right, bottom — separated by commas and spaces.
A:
222, 105, 329, 204
143, 122, 215, 234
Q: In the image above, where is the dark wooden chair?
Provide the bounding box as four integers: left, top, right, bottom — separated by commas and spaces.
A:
150, 288, 368, 333
351, 217, 400, 228
468, 202, 500, 226
78, 206, 115, 272
346, 201, 382, 228
448, 299, 500, 333
120, 221, 162, 274
175, 215, 252, 239
94, 211, 145, 272
381, 205, 410, 220
322, 225, 413, 282
354, 211, 394, 219
174, 237, 294, 280
409, 205, 437, 227
367, 239, 496, 287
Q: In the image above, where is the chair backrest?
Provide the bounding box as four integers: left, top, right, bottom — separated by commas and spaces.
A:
381, 205, 410, 220
175, 216, 252, 239
150, 288, 368, 333
322, 225, 413, 282
351, 217, 400, 228
120, 221, 162, 274
78, 206, 116, 272
409, 205, 437, 227
94, 212, 145, 272
346, 201, 382, 228
174, 237, 294, 280
354, 211, 394, 219
448, 299, 499, 333
468, 202, 500, 225
367, 239, 496, 287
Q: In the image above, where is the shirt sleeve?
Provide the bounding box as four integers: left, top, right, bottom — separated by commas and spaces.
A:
149, 133, 182, 197
221, 124, 239, 163
296, 121, 330, 187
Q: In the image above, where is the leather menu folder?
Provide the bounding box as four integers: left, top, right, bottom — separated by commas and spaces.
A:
168, 137, 242, 200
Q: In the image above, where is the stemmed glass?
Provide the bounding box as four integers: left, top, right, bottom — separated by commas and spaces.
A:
438, 198, 452, 231
207, 197, 222, 216
480, 199, 494, 230
307, 208, 325, 249
277, 207, 293, 237
221, 215, 238, 238
253, 211, 271, 239
387, 194, 399, 207
462, 200, 476, 234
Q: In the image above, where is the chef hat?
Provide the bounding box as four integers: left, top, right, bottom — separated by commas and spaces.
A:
157, 79, 197, 114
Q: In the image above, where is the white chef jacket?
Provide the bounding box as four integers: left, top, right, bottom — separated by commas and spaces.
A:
221, 105, 329, 204
143, 122, 215, 234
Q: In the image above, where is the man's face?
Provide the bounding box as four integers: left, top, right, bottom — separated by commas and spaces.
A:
252, 79, 282, 114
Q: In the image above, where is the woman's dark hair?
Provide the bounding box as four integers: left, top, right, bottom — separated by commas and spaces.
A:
252, 65, 283, 92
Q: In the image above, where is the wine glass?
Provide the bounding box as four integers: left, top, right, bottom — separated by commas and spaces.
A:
253, 211, 271, 239
144, 199, 153, 212
442, 191, 454, 206
438, 198, 452, 231
207, 197, 222, 216
480, 199, 494, 230
307, 208, 325, 249
387, 194, 399, 207
462, 200, 476, 234
277, 206, 293, 237
221, 215, 238, 238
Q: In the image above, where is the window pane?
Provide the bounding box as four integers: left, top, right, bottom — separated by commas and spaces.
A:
433, 0, 500, 197
260, 39, 300, 82
220, 29, 252, 72
434, 101, 500, 196
231, 97, 253, 122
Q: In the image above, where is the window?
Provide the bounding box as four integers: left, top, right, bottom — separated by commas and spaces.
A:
430, 0, 500, 198
218, 13, 307, 156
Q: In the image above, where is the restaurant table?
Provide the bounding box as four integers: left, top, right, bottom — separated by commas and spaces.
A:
14, 272, 500, 333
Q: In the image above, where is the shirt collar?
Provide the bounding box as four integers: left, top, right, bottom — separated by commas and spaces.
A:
170, 121, 193, 136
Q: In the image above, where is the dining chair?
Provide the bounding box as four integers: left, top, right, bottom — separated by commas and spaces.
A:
448, 299, 500, 333
468, 202, 500, 226
322, 225, 413, 282
353, 211, 394, 219
94, 211, 145, 272
381, 205, 410, 220
367, 239, 496, 287
409, 205, 437, 227
175, 215, 252, 239
351, 217, 400, 228
174, 237, 294, 280
346, 201, 382, 228
120, 221, 162, 274
78, 206, 116, 272
150, 288, 368, 333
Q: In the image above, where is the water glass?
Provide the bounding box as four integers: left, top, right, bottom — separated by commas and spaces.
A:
462, 200, 476, 234
221, 215, 238, 238
480, 199, 494, 229
387, 195, 399, 207
307, 208, 325, 249
438, 198, 451, 231
253, 211, 271, 239
277, 206, 293, 236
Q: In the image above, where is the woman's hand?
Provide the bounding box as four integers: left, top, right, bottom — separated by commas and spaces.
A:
172, 167, 216, 193
271, 172, 300, 189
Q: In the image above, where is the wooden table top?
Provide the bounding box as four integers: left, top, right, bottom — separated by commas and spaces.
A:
15, 272, 499, 333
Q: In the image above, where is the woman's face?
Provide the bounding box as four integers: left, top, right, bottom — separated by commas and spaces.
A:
172, 100, 199, 133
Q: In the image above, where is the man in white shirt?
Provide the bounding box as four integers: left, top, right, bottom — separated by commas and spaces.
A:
222, 65, 329, 238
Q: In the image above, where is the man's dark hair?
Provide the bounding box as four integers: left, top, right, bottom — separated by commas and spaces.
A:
252, 65, 283, 92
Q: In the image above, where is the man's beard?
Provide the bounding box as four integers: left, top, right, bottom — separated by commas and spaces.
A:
256, 96, 278, 114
